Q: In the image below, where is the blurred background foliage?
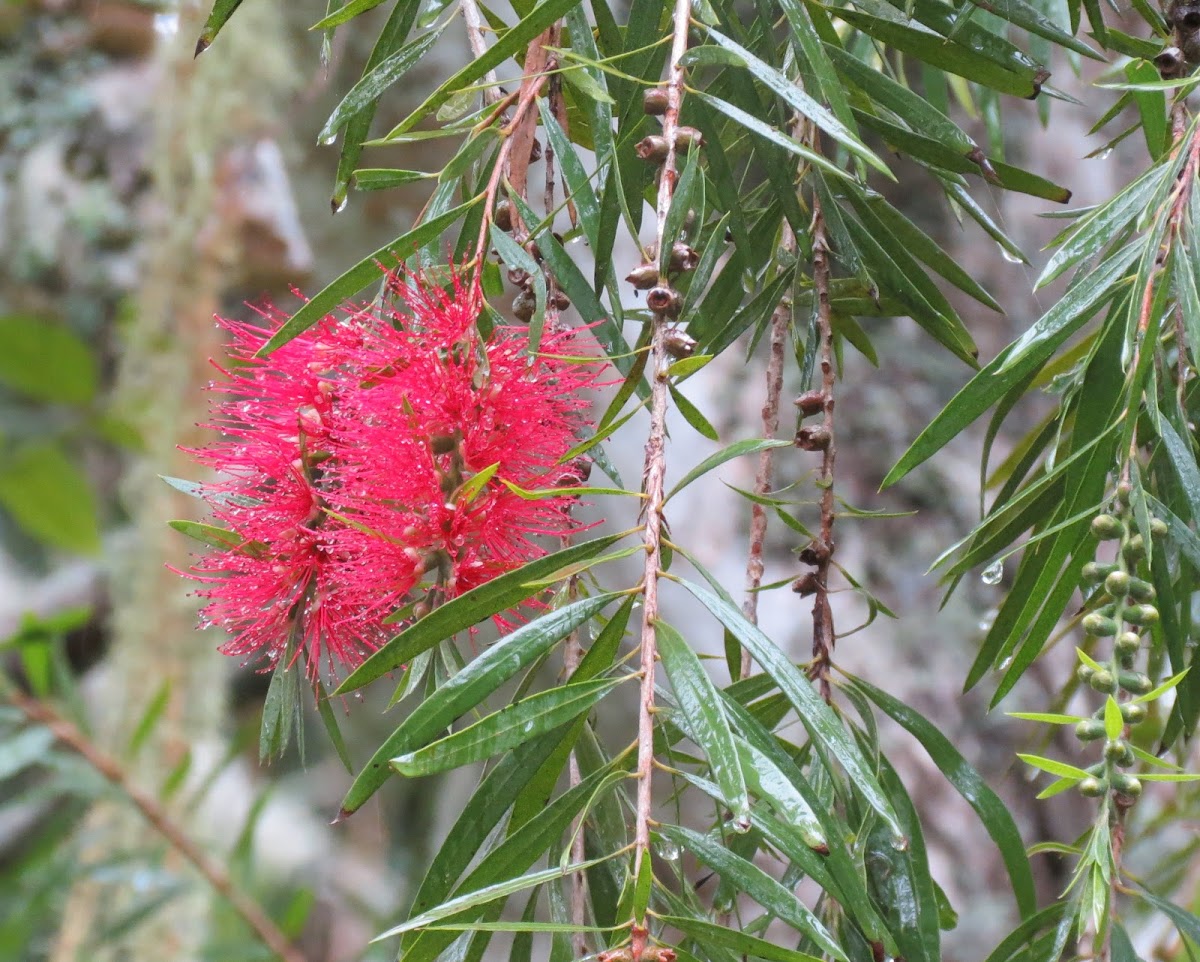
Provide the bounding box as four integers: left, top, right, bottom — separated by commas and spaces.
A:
0, 0, 1198, 961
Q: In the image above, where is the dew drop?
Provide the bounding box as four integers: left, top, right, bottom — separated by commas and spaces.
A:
656, 838, 681, 861
999, 655, 1013, 670
998, 245, 1022, 265
981, 560, 1004, 585
321, 133, 338, 147
332, 195, 348, 214
1097, 147, 1113, 161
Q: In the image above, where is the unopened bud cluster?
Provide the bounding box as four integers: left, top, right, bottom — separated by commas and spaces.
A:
1069, 483, 1169, 805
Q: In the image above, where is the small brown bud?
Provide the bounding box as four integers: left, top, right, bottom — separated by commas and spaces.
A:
674, 125, 705, 150
528, 138, 542, 162
494, 200, 513, 232
794, 390, 827, 416
792, 571, 820, 596
669, 242, 699, 272
799, 540, 831, 566
625, 264, 659, 290
636, 135, 670, 164
643, 87, 669, 115
796, 425, 832, 451
663, 329, 697, 359
512, 288, 535, 322
646, 285, 683, 318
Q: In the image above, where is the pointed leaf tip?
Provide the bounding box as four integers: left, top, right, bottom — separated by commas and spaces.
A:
194, 37, 210, 57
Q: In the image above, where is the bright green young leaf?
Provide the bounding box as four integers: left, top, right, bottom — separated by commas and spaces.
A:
0, 444, 101, 554
0, 316, 98, 405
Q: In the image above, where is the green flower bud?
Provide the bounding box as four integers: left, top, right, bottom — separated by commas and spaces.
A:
1111, 773, 1142, 799
1115, 632, 1142, 656
1150, 517, 1169, 539
1082, 613, 1119, 636
1077, 664, 1095, 684
1104, 571, 1131, 597
1118, 650, 1137, 670
1075, 719, 1106, 741
1104, 739, 1130, 763
1116, 481, 1134, 505
1122, 604, 1159, 627
1120, 702, 1147, 725
1127, 579, 1156, 602
1089, 669, 1117, 693
1118, 670, 1153, 694
1079, 776, 1107, 797
1082, 562, 1118, 584
1123, 535, 1146, 562
1092, 515, 1125, 540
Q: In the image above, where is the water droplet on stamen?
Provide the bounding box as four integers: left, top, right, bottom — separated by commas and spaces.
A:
981, 560, 1004, 585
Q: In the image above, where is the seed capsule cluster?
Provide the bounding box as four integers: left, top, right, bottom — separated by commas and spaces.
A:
1074, 484, 1167, 804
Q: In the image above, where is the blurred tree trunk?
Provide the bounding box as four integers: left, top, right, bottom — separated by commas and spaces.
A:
51, 3, 298, 959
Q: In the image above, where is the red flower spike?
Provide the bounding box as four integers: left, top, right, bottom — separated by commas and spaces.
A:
180, 267, 604, 686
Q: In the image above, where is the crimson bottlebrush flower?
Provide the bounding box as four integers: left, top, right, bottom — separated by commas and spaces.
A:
180, 267, 603, 684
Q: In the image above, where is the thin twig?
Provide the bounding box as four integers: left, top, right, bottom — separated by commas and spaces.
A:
739, 224, 795, 666
4, 683, 305, 962
460, 0, 504, 105
806, 193, 838, 704
631, 0, 691, 956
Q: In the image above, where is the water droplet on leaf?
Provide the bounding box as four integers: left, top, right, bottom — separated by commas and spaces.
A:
981, 560, 1003, 585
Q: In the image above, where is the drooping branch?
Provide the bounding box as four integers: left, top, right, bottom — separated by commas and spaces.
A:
4, 682, 305, 962
800, 193, 838, 703
631, 0, 692, 955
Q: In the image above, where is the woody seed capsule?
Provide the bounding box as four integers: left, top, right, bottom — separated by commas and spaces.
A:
794, 390, 826, 416
663, 329, 697, 359
625, 264, 659, 290
635, 135, 670, 164
643, 88, 669, 115
646, 286, 683, 317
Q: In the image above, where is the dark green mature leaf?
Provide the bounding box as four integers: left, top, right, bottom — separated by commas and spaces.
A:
656, 621, 750, 826
256, 199, 480, 356
338, 594, 619, 815
335, 532, 627, 693
662, 916, 824, 962
1137, 889, 1200, 947
703, 28, 891, 177
662, 825, 848, 960
678, 578, 905, 839
319, 27, 446, 143
0, 444, 100, 554
964, 0, 1102, 58
883, 242, 1140, 486
0, 316, 97, 405
391, 677, 627, 776
846, 675, 1037, 919
383, 0, 584, 139
312, 0, 389, 28
832, 10, 1040, 97
195, 0, 247, 54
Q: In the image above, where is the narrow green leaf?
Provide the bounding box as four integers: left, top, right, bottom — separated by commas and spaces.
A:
849, 674, 1037, 919
1016, 753, 1091, 780
335, 532, 627, 693
339, 594, 617, 814
256, 199, 481, 357
706, 27, 892, 177
383, 0, 584, 139
663, 825, 848, 961
1104, 696, 1123, 741
657, 620, 750, 826
678, 577, 905, 840
375, 859, 611, 941
312, 0, 389, 28
660, 916, 823, 962
390, 677, 626, 776
318, 27, 445, 142
666, 439, 791, 501
195, 0, 246, 54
